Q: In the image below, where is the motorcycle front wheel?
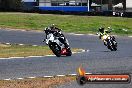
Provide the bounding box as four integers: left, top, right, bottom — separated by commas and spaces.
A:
49, 43, 61, 57
108, 40, 117, 51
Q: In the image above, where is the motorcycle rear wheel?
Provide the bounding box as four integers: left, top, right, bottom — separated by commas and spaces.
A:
66, 48, 72, 56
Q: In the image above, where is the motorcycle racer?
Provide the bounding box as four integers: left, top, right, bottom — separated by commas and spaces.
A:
44, 24, 61, 35
98, 27, 112, 39
97, 27, 117, 51
44, 24, 69, 47
43, 24, 72, 57
98, 27, 114, 46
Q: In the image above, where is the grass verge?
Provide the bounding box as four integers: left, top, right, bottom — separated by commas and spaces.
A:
0, 76, 76, 88
0, 12, 132, 35
0, 44, 82, 58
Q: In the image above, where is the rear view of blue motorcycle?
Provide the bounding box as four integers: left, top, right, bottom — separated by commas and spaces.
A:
43, 25, 72, 57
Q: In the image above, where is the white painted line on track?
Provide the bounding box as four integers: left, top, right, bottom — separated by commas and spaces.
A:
0, 49, 89, 59
32, 45, 38, 46
69, 33, 98, 36
72, 52, 76, 54
5, 43, 10, 45
45, 55, 55, 57
21, 30, 26, 32
68, 33, 75, 35
74, 34, 84, 36
56, 75, 66, 77
27, 77, 36, 79
70, 33, 131, 38
0, 42, 90, 59
10, 57, 25, 59
4, 78, 11, 81
27, 56, 44, 58
43, 76, 54, 78
85, 73, 92, 75
0, 56, 44, 59
0, 55, 52, 59
68, 74, 77, 76
88, 34, 98, 36
128, 36, 132, 37
72, 49, 90, 54
0, 57, 25, 59
88, 34, 94, 35
17, 78, 24, 80
19, 44, 24, 46
69, 33, 101, 37
1, 72, 93, 81
73, 50, 84, 54
112, 35, 117, 37
0, 58, 10, 59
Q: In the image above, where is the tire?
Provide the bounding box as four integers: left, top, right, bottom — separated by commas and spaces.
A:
76, 76, 87, 85
66, 48, 72, 56
112, 41, 117, 51
112, 45, 117, 51
49, 43, 61, 57
107, 45, 114, 51
106, 39, 112, 51
107, 39, 115, 51
113, 47, 117, 51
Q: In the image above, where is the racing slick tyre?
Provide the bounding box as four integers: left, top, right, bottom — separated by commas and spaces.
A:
111, 41, 117, 51
66, 48, 72, 56
113, 45, 117, 51
49, 43, 61, 57
107, 46, 113, 51
107, 39, 114, 51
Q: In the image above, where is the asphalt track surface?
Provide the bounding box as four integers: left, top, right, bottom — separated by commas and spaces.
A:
0, 29, 132, 88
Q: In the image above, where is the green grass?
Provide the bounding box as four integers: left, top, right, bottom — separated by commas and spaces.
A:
0, 12, 132, 35
0, 44, 81, 58
0, 44, 51, 58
